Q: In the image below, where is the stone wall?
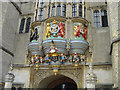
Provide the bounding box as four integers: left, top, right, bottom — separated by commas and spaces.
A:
1, 2, 20, 82
84, 65, 113, 88
32, 67, 83, 88
107, 2, 119, 88
12, 67, 30, 88
87, 2, 111, 64
11, 65, 112, 88
20, 2, 35, 15
13, 2, 34, 64
14, 33, 30, 64
118, 1, 120, 88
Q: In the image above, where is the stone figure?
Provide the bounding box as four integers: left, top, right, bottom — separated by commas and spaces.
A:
45, 23, 51, 39
30, 28, 39, 42
80, 55, 85, 62
58, 22, 65, 38
60, 53, 66, 63
30, 30, 34, 42
72, 53, 80, 63
44, 54, 51, 64
74, 25, 80, 38
83, 27, 87, 40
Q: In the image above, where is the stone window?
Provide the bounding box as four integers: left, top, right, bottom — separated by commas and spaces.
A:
51, 4, 55, 16
19, 18, 25, 34
57, 4, 61, 16
19, 17, 32, 34
72, 4, 77, 17
79, 5, 82, 17
38, 8, 43, 20
25, 17, 31, 33
101, 10, 108, 27
62, 4, 66, 17
94, 10, 100, 28
84, 7, 86, 18
40, 0, 44, 7
79, 0, 82, 3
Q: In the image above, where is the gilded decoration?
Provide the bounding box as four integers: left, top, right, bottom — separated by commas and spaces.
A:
30, 55, 43, 65
74, 23, 87, 40
45, 20, 65, 39
30, 53, 86, 65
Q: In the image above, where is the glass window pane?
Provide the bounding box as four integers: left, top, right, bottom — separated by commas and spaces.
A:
40, 0, 44, 7
62, 5, 66, 17
84, 7, 86, 18
57, 4, 61, 16
38, 8, 43, 20
101, 10, 108, 27
94, 10, 100, 28
25, 18, 31, 33
51, 4, 55, 16
19, 18, 25, 33
72, 5, 77, 17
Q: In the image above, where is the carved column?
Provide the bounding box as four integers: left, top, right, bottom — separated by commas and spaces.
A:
4, 73, 15, 88
86, 63, 97, 89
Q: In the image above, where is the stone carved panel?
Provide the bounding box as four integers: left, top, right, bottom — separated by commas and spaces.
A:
45, 20, 65, 39
32, 68, 82, 88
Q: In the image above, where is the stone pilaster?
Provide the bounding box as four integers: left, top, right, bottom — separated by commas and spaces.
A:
4, 73, 15, 88
66, 3, 72, 17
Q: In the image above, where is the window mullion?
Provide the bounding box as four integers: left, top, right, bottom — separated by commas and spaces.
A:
50, 4, 52, 17
77, 3, 79, 16
55, 3, 57, 16
82, 0, 84, 18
